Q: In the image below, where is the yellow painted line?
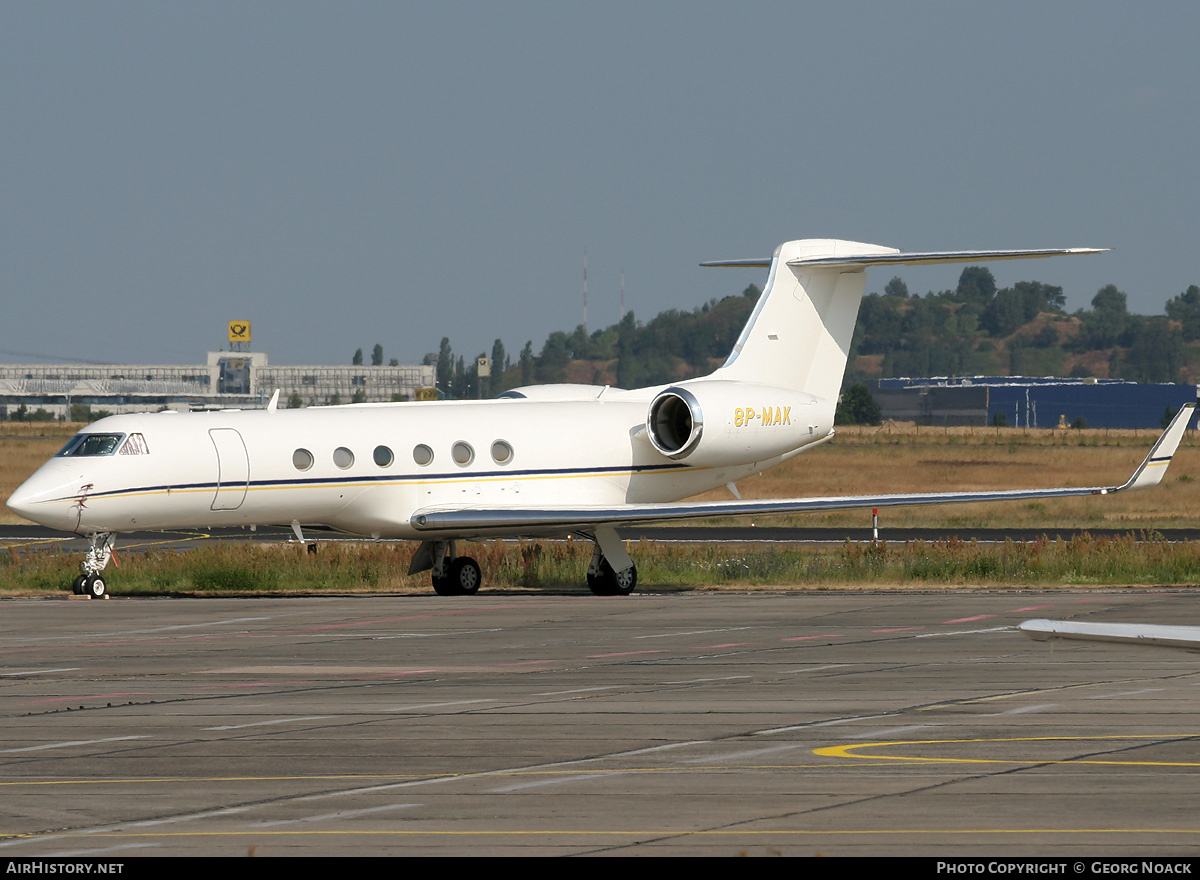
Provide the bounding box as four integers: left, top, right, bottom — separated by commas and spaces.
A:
816, 734, 1200, 765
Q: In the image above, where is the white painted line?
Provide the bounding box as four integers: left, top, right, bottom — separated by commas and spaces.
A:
384, 699, 495, 712
916, 626, 1012, 638
1086, 688, 1163, 700
848, 724, 938, 739
990, 704, 1058, 716
0, 736, 150, 754
203, 715, 335, 731
489, 773, 616, 793
126, 806, 250, 828
753, 714, 896, 736
252, 804, 419, 827
0, 668, 79, 677
532, 686, 621, 696
679, 743, 807, 764
634, 627, 753, 639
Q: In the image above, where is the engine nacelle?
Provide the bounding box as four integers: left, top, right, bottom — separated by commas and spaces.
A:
645, 380, 832, 467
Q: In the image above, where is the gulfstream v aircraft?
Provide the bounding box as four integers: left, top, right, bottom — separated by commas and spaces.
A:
7, 238, 1192, 598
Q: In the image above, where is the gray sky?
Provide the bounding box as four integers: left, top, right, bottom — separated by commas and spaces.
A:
2, 2, 1197, 367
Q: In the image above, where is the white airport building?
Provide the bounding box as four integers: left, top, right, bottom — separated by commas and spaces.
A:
0, 351, 436, 419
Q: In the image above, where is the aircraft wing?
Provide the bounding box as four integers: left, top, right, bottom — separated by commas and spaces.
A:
412, 403, 1194, 536
1020, 619, 1200, 653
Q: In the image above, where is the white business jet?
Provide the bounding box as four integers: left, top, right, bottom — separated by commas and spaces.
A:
7, 238, 1192, 599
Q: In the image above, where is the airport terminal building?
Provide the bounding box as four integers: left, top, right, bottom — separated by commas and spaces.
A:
0, 351, 436, 419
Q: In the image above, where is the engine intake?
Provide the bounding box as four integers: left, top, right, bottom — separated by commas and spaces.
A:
647, 387, 702, 459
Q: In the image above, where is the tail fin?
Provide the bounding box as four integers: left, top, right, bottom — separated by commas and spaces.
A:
707, 239, 1105, 405
710, 239, 894, 405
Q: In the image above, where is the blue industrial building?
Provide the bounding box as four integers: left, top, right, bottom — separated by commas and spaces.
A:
876, 377, 1199, 429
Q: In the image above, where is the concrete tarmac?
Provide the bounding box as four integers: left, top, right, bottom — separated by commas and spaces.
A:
2, 590, 1199, 857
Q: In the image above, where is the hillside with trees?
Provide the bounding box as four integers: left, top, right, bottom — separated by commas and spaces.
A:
354, 268, 1200, 402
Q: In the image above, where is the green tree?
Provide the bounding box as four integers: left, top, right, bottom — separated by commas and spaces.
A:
519, 341, 534, 385
371, 344, 384, 366
436, 337, 453, 393
352, 348, 363, 366
835, 383, 882, 425
954, 267, 996, 305
489, 339, 507, 396
1165, 284, 1200, 341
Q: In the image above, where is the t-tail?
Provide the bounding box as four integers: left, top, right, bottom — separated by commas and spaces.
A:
701, 239, 1107, 406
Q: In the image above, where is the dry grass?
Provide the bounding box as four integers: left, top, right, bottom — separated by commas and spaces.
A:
3, 420, 1199, 529
694, 423, 1200, 529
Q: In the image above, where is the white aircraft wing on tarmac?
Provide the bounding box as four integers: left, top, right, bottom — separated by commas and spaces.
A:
1020, 619, 1200, 653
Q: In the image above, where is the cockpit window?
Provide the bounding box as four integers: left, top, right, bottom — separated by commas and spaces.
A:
119, 433, 149, 455
56, 433, 125, 457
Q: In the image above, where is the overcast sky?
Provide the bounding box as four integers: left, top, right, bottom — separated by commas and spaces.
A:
2, 2, 1197, 367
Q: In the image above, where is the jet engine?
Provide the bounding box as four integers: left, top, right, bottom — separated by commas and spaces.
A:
645, 381, 831, 468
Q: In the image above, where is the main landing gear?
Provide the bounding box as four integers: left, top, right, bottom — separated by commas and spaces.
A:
408, 540, 482, 596
71, 532, 114, 598
409, 527, 639, 597
585, 527, 637, 596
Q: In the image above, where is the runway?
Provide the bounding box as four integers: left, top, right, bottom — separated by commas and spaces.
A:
2, 590, 1199, 856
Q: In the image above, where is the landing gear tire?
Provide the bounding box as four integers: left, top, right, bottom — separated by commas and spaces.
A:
449, 556, 482, 595
587, 558, 637, 596
71, 574, 87, 595
85, 574, 106, 599
432, 556, 482, 596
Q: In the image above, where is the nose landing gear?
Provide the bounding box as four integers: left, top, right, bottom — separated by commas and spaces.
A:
71, 533, 114, 598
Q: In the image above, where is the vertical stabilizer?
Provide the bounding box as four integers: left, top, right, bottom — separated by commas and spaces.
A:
713, 239, 896, 404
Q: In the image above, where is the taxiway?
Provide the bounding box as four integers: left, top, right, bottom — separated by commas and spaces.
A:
1, 591, 1198, 856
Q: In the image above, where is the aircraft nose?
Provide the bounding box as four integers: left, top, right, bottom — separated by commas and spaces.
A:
6, 467, 83, 529
5, 482, 36, 522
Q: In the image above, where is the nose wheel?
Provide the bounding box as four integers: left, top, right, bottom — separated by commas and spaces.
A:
71, 573, 107, 598
70, 533, 114, 598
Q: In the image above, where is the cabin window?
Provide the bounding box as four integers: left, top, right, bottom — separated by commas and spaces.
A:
451, 441, 474, 466
293, 448, 314, 471
413, 444, 434, 466
373, 445, 394, 467
119, 433, 149, 455
56, 433, 124, 457
333, 447, 355, 469
490, 440, 513, 465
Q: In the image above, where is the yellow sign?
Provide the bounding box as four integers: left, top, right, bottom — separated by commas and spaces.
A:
228, 321, 252, 343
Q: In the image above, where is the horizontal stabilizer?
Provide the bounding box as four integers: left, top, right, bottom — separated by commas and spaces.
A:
1020, 619, 1200, 653
702, 247, 1106, 270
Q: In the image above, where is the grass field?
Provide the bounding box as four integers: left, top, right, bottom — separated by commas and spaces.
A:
3, 419, 1199, 594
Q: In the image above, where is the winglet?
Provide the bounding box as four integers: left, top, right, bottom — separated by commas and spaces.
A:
266, 389, 281, 413
1113, 402, 1195, 492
